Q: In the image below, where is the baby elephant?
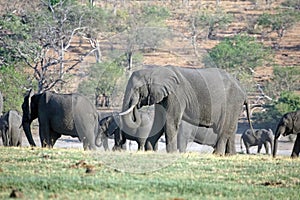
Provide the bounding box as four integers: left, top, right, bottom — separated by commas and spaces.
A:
0, 110, 23, 146
241, 128, 274, 154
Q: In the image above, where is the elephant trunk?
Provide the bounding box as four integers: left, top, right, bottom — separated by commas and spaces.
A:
22, 122, 36, 146
119, 106, 141, 131
95, 132, 103, 147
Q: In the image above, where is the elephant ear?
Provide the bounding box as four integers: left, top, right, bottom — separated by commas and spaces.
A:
292, 111, 300, 134
22, 89, 34, 118
149, 67, 180, 104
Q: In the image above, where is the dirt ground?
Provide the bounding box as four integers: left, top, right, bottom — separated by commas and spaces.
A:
13, 130, 294, 157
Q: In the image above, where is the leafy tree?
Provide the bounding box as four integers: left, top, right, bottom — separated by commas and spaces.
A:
206, 35, 273, 74
111, 5, 171, 70
264, 66, 300, 98
0, 66, 31, 113
0, 0, 113, 93
189, 9, 233, 57
256, 11, 299, 41
77, 58, 125, 105
190, 9, 233, 40
253, 91, 300, 127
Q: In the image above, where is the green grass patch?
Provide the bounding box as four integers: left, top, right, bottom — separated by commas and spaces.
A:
0, 147, 299, 199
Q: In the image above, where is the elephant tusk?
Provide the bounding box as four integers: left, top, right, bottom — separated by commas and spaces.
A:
119, 105, 135, 116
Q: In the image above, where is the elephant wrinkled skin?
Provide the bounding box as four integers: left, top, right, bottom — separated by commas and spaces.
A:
116, 65, 253, 155
21, 90, 99, 150
273, 110, 300, 158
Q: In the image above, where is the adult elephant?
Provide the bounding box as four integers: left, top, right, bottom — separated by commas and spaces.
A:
21, 89, 99, 150
116, 65, 253, 155
0, 110, 23, 146
240, 128, 274, 154
273, 110, 300, 158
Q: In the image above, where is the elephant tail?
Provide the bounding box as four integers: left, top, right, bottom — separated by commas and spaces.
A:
244, 100, 254, 134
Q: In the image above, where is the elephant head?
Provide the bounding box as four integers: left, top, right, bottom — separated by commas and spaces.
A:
119, 67, 178, 130
273, 111, 300, 157
21, 89, 39, 146
95, 115, 119, 147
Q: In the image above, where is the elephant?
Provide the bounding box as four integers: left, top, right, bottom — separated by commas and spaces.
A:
21, 89, 99, 150
177, 124, 217, 153
116, 65, 253, 155
96, 111, 217, 152
240, 128, 274, 154
96, 108, 159, 151
273, 110, 300, 158
0, 110, 22, 146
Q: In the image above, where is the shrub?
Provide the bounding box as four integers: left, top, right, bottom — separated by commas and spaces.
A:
206, 35, 273, 73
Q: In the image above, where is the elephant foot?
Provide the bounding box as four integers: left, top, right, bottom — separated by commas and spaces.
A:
291, 152, 299, 158
212, 149, 225, 156
112, 145, 123, 151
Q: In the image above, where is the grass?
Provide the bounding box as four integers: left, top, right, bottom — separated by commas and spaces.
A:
0, 147, 299, 199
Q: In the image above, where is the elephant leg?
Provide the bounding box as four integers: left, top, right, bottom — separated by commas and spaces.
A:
165, 123, 178, 153
83, 134, 97, 150
257, 144, 262, 154
146, 126, 164, 151
291, 134, 300, 158
264, 143, 269, 154
103, 137, 109, 151
165, 112, 180, 153
244, 142, 250, 154
225, 135, 236, 155
178, 137, 188, 153
213, 136, 227, 155
50, 132, 60, 147
137, 139, 146, 151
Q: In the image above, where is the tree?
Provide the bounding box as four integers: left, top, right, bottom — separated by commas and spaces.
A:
110, 5, 171, 70
253, 91, 300, 127
0, 0, 112, 93
0, 66, 30, 113
188, 8, 233, 58
206, 35, 273, 74
264, 66, 300, 98
77, 58, 125, 106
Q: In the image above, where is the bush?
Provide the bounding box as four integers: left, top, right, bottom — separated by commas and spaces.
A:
253, 91, 300, 127
206, 35, 272, 73
0, 66, 30, 113
77, 59, 125, 105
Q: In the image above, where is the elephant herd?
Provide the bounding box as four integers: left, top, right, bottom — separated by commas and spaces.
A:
0, 66, 299, 158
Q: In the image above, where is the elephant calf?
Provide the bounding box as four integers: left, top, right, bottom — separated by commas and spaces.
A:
240, 128, 274, 154
0, 110, 22, 146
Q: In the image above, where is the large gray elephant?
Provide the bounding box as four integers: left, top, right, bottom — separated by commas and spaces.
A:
240, 128, 274, 154
273, 110, 300, 158
113, 65, 253, 155
0, 110, 22, 146
21, 89, 99, 150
